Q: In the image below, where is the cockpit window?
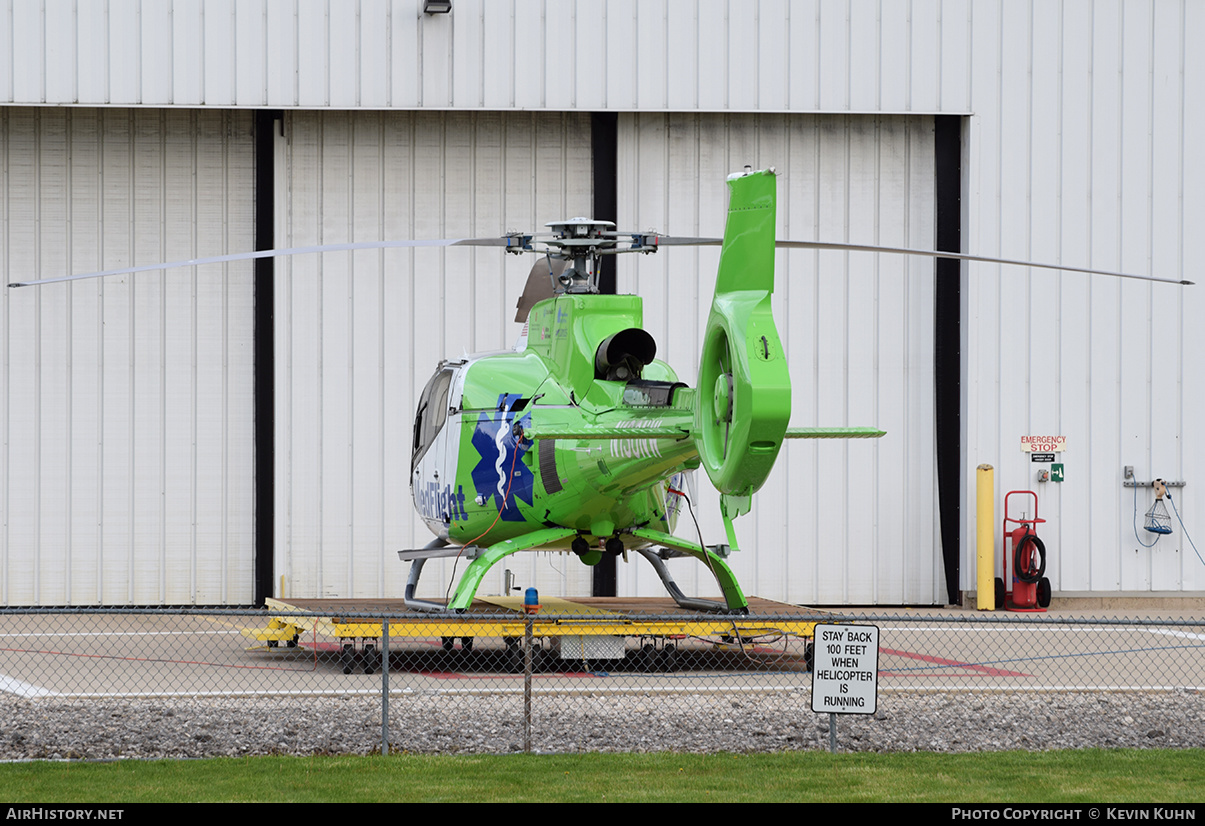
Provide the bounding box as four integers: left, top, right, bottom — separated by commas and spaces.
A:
412, 369, 454, 470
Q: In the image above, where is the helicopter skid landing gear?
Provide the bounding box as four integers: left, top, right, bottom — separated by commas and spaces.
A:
407, 525, 754, 616
628, 529, 750, 614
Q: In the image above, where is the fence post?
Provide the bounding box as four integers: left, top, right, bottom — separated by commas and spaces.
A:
523, 613, 533, 753
381, 619, 390, 756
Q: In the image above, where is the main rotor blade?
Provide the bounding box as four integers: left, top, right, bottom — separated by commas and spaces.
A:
644, 235, 1190, 285
644, 236, 722, 247
12, 235, 1191, 288
7, 237, 517, 288
774, 240, 1192, 286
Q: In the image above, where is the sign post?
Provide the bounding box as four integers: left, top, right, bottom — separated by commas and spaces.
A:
810, 624, 880, 752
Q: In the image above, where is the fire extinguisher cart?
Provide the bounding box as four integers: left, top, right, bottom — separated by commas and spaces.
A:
996, 490, 1052, 612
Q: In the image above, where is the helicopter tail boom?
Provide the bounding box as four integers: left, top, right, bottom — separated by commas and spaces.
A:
523, 423, 691, 441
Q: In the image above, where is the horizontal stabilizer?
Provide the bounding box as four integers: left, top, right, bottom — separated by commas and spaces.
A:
523, 424, 691, 441
785, 427, 886, 439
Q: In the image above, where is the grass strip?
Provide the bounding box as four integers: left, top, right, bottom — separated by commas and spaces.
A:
0, 749, 1202, 803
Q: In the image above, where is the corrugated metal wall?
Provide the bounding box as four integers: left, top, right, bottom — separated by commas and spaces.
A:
960, 0, 1204, 594
272, 110, 940, 605
274, 110, 595, 600
2, 0, 1200, 602
617, 113, 940, 604
1, 108, 256, 605
0, 0, 970, 114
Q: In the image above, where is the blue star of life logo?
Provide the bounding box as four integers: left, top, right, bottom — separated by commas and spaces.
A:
470, 393, 534, 521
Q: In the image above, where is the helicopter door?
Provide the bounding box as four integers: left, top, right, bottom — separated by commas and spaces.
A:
412, 367, 459, 532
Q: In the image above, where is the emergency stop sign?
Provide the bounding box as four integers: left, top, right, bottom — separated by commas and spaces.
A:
1020, 435, 1067, 453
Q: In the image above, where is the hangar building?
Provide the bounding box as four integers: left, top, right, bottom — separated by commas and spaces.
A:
1, 0, 1200, 607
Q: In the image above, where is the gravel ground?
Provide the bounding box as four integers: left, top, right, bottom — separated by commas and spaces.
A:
2, 690, 1202, 759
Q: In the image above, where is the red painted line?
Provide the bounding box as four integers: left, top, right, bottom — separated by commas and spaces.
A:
879, 646, 1031, 678
421, 671, 598, 681
303, 642, 342, 652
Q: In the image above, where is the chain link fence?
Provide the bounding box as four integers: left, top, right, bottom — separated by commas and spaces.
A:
1, 605, 1203, 758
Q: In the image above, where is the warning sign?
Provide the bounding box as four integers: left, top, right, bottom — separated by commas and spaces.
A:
811, 624, 879, 715
1021, 436, 1067, 453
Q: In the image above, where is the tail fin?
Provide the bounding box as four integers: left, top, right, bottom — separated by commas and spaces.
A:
694, 169, 791, 518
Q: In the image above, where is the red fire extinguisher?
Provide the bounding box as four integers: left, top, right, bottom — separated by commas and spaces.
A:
998, 491, 1052, 612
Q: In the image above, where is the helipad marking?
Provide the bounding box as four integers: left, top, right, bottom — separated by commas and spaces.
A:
1147, 629, 1205, 641
0, 673, 58, 698
0, 630, 238, 638
419, 671, 601, 681
879, 647, 1031, 678
30, 684, 809, 700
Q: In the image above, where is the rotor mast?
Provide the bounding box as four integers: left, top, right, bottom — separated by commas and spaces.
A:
540, 218, 617, 294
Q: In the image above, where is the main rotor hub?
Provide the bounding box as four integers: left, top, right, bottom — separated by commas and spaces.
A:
545, 218, 616, 241
510, 217, 666, 306
540, 218, 618, 294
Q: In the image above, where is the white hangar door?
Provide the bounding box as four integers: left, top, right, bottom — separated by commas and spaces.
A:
0, 108, 257, 606
274, 111, 595, 601
619, 114, 941, 605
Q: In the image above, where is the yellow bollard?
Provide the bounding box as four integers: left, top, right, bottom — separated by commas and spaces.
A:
977, 464, 995, 610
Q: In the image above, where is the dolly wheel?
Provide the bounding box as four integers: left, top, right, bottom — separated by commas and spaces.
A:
1037, 577, 1052, 609
503, 637, 524, 673
340, 644, 356, 675
637, 643, 657, 673
804, 642, 815, 672
534, 645, 556, 673
995, 577, 1006, 610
